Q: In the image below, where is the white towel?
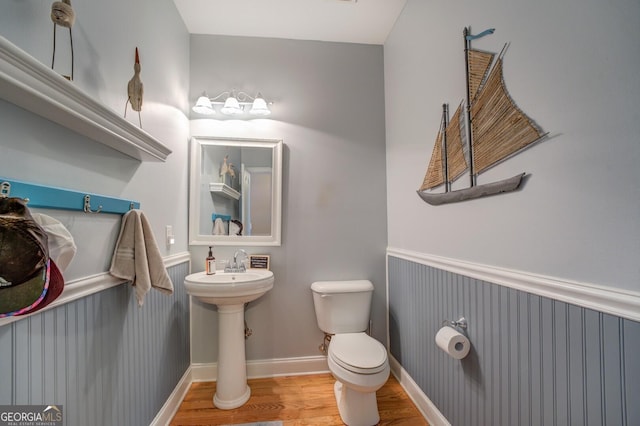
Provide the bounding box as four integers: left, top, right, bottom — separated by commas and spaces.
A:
229, 220, 241, 236
213, 217, 225, 235
109, 209, 173, 306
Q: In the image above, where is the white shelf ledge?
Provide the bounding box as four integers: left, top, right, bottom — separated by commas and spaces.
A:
209, 182, 241, 200
0, 35, 172, 162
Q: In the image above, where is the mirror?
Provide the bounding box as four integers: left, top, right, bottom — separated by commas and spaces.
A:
189, 137, 283, 246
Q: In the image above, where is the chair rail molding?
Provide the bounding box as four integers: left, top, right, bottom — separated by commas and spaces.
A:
0, 35, 171, 162
387, 247, 640, 322
0, 252, 190, 326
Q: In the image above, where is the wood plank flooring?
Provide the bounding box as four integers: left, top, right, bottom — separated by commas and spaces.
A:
170, 373, 428, 425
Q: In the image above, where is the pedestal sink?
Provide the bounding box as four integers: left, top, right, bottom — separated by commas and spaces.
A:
184, 269, 274, 409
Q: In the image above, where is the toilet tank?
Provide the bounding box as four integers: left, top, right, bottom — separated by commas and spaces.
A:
311, 280, 374, 334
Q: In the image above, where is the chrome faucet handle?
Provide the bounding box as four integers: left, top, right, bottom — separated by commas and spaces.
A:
233, 249, 248, 262
233, 249, 248, 272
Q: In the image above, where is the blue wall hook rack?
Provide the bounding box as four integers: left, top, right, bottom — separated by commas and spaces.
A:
211, 213, 231, 222
0, 177, 140, 215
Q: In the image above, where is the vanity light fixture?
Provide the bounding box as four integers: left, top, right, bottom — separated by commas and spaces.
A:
192, 90, 272, 116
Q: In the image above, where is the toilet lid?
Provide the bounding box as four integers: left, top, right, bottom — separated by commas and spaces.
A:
329, 333, 388, 374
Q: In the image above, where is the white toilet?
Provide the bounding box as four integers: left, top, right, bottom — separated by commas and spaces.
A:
311, 280, 390, 426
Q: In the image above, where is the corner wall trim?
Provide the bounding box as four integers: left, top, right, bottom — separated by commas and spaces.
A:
149, 366, 193, 426
387, 247, 640, 322
164, 252, 192, 268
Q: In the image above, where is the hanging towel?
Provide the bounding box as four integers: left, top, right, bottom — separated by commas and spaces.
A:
213, 217, 225, 235
109, 209, 173, 306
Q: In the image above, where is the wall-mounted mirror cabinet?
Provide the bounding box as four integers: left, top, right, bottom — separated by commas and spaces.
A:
189, 137, 283, 246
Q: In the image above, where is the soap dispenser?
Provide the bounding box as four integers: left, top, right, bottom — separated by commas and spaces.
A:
206, 246, 216, 275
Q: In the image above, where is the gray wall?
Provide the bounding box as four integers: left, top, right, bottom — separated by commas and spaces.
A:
0, 261, 190, 426
384, 0, 640, 423
188, 35, 388, 362
384, 0, 640, 291
1, 0, 191, 278
1, 0, 192, 424
388, 256, 640, 426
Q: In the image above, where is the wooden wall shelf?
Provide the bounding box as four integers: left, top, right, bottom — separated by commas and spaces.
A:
0, 36, 172, 162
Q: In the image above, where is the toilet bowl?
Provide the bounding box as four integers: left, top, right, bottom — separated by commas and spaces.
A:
328, 333, 390, 425
311, 280, 390, 426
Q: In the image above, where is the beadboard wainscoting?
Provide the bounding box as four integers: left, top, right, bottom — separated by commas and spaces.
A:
0, 256, 190, 426
387, 252, 640, 426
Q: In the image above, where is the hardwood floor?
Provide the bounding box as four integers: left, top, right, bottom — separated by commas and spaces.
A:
170, 373, 428, 425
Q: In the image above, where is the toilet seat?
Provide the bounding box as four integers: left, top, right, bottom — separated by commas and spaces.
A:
329, 333, 388, 374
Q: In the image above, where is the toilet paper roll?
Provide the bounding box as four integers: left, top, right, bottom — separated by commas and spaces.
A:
435, 326, 470, 359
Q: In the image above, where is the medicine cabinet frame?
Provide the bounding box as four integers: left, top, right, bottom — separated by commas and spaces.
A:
188, 136, 283, 246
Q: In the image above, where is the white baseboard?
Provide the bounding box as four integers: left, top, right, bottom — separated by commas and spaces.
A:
191, 355, 329, 382
190, 362, 217, 382
149, 366, 194, 426
248, 355, 329, 379
389, 355, 450, 426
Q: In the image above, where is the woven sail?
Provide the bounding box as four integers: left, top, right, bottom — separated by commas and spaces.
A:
444, 104, 467, 182
467, 49, 494, 102
420, 104, 469, 191
417, 27, 547, 206
471, 58, 544, 174
420, 124, 445, 190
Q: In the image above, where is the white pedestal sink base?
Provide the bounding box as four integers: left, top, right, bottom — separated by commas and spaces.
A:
183, 270, 274, 410
214, 304, 251, 409
214, 385, 250, 410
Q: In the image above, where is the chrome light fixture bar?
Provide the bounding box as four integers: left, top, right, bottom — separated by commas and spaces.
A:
192, 90, 272, 116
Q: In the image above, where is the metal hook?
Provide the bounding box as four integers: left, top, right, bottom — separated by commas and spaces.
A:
442, 317, 468, 330
83, 194, 102, 214
0, 181, 10, 198
0, 182, 28, 204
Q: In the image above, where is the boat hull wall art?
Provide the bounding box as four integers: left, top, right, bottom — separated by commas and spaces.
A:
417, 27, 547, 206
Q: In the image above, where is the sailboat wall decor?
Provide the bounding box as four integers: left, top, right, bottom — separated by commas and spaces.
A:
417, 27, 547, 206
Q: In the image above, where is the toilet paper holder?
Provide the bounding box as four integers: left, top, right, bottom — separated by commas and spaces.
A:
442, 316, 467, 330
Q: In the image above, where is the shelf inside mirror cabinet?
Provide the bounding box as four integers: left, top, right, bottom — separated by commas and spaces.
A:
209, 182, 241, 200
0, 36, 171, 162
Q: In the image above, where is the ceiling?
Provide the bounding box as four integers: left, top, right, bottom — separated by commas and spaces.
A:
173, 0, 407, 45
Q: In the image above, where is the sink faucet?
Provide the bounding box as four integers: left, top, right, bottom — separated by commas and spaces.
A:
225, 249, 248, 272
